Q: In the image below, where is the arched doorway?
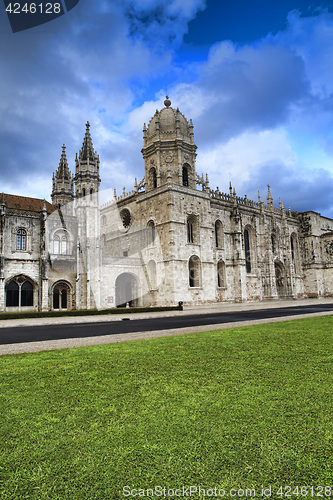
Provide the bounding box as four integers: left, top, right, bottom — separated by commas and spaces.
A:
115, 273, 138, 307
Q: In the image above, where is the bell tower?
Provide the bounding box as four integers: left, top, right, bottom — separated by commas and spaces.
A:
142, 97, 197, 191
74, 122, 101, 309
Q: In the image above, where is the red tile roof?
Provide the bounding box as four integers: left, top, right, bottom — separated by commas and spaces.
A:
1, 193, 57, 215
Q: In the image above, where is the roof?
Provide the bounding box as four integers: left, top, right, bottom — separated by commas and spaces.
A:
1, 193, 57, 215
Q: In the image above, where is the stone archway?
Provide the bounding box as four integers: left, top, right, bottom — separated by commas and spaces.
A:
115, 273, 139, 307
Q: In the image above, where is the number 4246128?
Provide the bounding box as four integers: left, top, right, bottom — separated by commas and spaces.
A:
6, 3, 62, 14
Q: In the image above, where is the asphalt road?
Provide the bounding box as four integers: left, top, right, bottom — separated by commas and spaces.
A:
0, 302, 332, 345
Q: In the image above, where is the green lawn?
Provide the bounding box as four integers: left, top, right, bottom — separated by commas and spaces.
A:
1, 316, 332, 499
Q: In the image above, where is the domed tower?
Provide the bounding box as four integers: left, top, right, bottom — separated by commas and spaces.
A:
51, 145, 74, 214
142, 97, 197, 191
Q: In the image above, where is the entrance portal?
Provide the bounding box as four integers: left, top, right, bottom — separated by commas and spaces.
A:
115, 273, 138, 307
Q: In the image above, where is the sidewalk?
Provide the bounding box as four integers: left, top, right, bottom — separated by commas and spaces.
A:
0, 298, 332, 356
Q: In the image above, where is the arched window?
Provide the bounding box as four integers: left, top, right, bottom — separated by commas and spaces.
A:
6, 281, 19, 307
6, 279, 34, 307
53, 235, 60, 254
82, 188, 86, 197
244, 229, 251, 273
147, 220, 155, 246
215, 220, 223, 248
16, 228, 27, 251
102, 215, 106, 226
187, 215, 198, 244
182, 165, 189, 187
21, 281, 33, 307
150, 167, 157, 189
90, 188, 93, 200
53, 231, 69, 255
53, 283, 70, 310
61, 236, 67, 255
189, 255, 201, 288
217, 260, 226, 288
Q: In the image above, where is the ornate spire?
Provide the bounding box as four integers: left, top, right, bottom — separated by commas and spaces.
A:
51, 144, 74, 212
74, 122, 101, 203
79, 121, 97, 162
55, 144, 71, 180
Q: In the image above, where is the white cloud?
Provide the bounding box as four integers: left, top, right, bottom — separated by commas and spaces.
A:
1, 2, 333, 219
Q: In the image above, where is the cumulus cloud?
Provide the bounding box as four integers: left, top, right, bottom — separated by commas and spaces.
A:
0, 1, 333, 220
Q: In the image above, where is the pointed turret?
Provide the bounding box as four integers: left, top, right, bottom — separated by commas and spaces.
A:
51, 144, 74, 214
74, 122, 101, 203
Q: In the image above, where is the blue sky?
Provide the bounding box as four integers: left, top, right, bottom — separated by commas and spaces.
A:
1, 0, 333, 217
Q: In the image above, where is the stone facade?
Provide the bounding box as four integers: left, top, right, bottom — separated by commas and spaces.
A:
1, 98, 333, 312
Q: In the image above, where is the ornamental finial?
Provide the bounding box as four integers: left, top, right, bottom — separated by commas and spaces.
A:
164, 96, 171, 108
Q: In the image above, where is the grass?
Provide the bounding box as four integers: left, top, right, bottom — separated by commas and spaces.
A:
0, 316, 332, 499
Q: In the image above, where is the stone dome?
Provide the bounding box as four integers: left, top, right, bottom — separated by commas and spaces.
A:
146, 97, 192, 144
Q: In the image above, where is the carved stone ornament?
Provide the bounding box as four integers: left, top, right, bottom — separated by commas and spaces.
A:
325, 240, 333, 257
16, 274, 28, 285
150, 158, 155, 165
165, 154, 174, 164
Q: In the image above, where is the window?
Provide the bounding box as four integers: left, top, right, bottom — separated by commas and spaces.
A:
120, 209, 131, 229
6, 281, 19, 307
187, 215, 198, 244
21, 281, 33, 307
16, 228, 27, 251
215, 220, 223, 248
61, 289, 67, 309
53, 232, 69, 255
182, 165, 189, 187
187, 219, 194, 243
6, 279, 33, 307
53, 288, 60, 309
147, 221, 155, 246
150, 167, 157, 189
189, 255, 201, 288
244, 229, 251, 273
90, 188, 93, 200
53, 283, 69, 310
82, 188, 86, 197
271, 235, 276, 254
54, 235, 60, 254
102, 215, 106, 226
61, 236, 67, 255
217, 260, 226, 288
